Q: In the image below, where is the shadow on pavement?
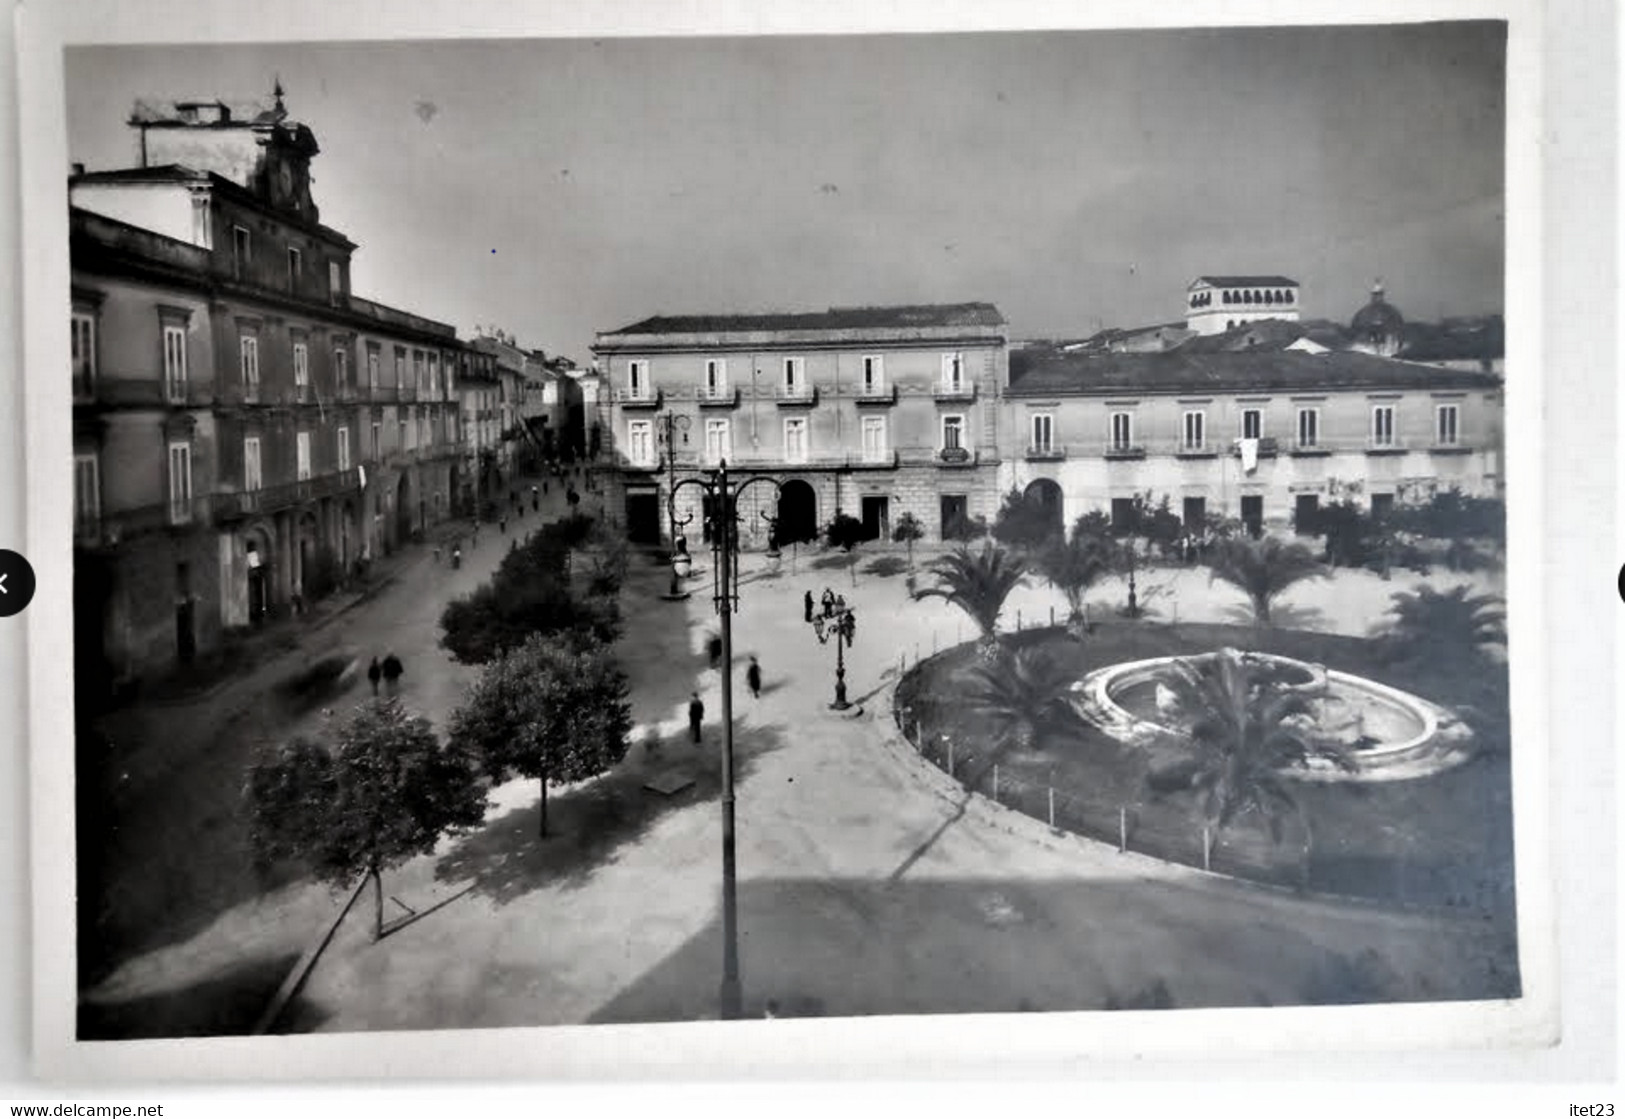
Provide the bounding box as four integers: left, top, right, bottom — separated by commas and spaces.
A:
78, 952, 322, 1039
587, 875, 1521, 1024
433, 721, 789, 905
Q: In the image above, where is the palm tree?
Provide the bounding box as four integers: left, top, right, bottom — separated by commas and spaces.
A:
1377, 584, 1506, 663
961, 644, 1088, 755
1039, 533, 1113, 637
1206, 535, 1328, 625
1144, 648, 1356, 884
911, 542, 1028, 660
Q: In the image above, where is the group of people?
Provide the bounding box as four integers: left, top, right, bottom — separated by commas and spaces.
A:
686, 654, 763, 744
366, 652, 405, 696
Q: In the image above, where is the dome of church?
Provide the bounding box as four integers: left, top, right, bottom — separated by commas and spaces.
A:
1351, 282, 1405, 338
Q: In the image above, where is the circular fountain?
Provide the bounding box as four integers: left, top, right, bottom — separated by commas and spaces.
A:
1072, 649, 1474, 781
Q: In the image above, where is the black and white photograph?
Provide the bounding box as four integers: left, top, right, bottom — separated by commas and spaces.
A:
13, 0, 1605, 1092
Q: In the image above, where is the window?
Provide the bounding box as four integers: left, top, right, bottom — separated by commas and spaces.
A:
395, 348, 406, 392
296, 431, 311, 481
783, 417, 808, 463
370, 422, 381, 460
941, 352, 964, 390
162, 323, 187, 402
1436, 404, 1460, 446
398, 418, 407, 452
337, 426, 351, 472
367, 349, 380, 393
942, 414, 965, 451
243, 437, 262, 491
704, 418, 731, 464
328, 260, 343, 302
167, 441, 193, 523
1371, 405, 1396, 447
335, 346, 350, 391
782, 357, 805, 396
71, 312, 96, 396
1296, 407, 1320, 448
861, 415, 888, 462
704, 358, 727, 398
862, 355, 884, 393
1031, 413, 1054, 453
74, 453, 99, 535
414, 351, 425, 395
1182, 410, 1206, 451
240, 334, 261, 401
445, 354, 456, 396
1241, 408, 1263, 440
1109, 411, 1133, 451
232, 226, 251, 281
628, 360, 649, 399
628, 419, 654, 465
428, 353, 440, 398
287, 247, 301, 292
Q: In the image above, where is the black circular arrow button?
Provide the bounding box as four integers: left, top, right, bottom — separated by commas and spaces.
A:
0, 550, 37, 618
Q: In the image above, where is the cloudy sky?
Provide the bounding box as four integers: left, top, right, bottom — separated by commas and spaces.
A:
65, 23, 1504, 362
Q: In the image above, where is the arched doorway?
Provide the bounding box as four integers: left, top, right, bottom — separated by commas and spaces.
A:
776, 479, 818, 544
395, 472, 413, 545
244, 527, 273, 624
1023, 478, 1065, 540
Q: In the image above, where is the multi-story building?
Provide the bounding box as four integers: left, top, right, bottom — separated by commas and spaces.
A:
456, 343, 503, 509
1000, 348, 1503, 537
69, 88, 464, 694
1185, 274, 1303, 336
592, 304, 1009, 547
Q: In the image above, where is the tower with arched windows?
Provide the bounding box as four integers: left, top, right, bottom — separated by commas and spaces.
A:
1184, 275, 1302, 336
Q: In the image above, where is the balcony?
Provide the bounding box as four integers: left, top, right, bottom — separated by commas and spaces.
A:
80, 376, 212, 409
1231, 436, 1280, 458
1364, 439, 1409, 456
615, 388, 663, 410
849, 450, 901, 470
1428, 441, 1474, 455
1288, 442, 1332, 457
1174, 441, 1220, 459
854, 384, 898, 406
1024, 444, 1067, 462
213, 467, 362, 522
79, 496, 215, 547
932, 381, 976, 403
621, 454, 665, 474
1102, 443, 1146, 460
935, 446, 979, 468
775, 385, 818, 407
697, 385, 740, 408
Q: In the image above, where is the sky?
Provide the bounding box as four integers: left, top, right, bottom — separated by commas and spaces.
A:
64, 23, 1505, 363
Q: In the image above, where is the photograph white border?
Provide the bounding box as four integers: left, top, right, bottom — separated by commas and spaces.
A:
10, 0, 1598, 1090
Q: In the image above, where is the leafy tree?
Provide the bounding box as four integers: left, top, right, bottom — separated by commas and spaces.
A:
911, 542, 1028, 660
1376, 585, 1506, 681
992, 487, 1062, 553
824, 513, 867, 586
1206, 535, 1328, 626
1309, 499, 1380, 569
962, 644, 1089, 754
1392, 487, 1506, 548
245, 699, 489, 941
892, 511, 926, 568
1144, 648, 1356, 883
1038, 532, 1114, 636
1072, 510, 1113, 542
448, 634, 633, 838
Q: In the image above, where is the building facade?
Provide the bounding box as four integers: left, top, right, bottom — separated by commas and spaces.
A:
591, 305, 1010, 547
70, 90, 465, 694
1000, 349, 1503, 537
1185, 274, 1302, 336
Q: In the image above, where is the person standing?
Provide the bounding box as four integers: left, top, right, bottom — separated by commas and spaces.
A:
688, 692, 705, 744
531, 484, 540, 511
746, 655, 762, 700
367, 656, 382, 696
381, 652, 404, 695
803, 589, 814, 624
499, 515, 507, 535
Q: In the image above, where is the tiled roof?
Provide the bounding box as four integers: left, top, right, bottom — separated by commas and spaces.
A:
130, 98, 287, 127
1007, 349, 1499, 397
1191, 275, 1300, 288
603, 302, 1004, 336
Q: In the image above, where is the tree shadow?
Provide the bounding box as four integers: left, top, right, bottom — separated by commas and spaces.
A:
860, 556, 909, 579
432, 721, 789, 906
77, 952, 326, 1039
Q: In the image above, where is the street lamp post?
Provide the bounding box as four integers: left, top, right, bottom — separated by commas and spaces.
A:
668, 459, 781, 1020
810, 588, 857, 710
661, 412, 694, 601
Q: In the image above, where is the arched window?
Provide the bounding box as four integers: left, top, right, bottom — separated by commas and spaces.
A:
1242, 290, 1253, 304
1284, 290, 1294, 304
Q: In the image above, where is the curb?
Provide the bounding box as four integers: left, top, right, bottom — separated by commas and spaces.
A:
252, 876, 368, 1035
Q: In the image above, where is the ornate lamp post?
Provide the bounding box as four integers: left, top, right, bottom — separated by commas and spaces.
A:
668, 459, 781, 1020
660, 412, 694, 601
809, 587, 857, 710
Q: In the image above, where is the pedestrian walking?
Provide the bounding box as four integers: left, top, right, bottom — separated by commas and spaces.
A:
381, 652, 403, 695
803, 589, 814, 623
367, 656, 382, 696
531, 485, 539, 511
746, 655, 762, 700
451, 546, 462, 570
688, 692, 704, 744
